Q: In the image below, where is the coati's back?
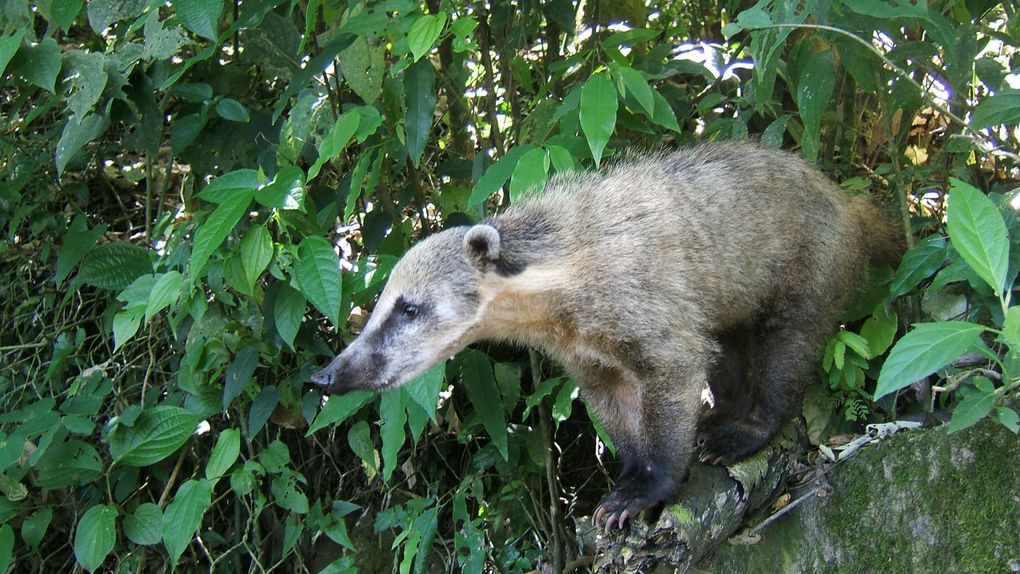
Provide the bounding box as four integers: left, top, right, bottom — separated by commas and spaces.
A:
498, 140, 898, 331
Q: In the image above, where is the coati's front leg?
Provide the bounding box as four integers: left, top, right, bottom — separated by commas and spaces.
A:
581, 356, 708, 530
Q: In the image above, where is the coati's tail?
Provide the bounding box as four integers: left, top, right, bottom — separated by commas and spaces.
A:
850, 195, 906, 267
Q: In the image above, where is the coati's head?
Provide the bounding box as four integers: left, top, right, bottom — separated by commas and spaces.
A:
310, 224, 502, 394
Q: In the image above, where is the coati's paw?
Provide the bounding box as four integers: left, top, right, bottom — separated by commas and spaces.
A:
697, 421, 770, 466
593, 487, 658, 531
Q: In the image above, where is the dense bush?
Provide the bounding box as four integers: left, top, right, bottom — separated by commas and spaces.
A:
0, 0, 1017, 572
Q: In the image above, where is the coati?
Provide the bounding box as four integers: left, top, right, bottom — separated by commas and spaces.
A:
311, 140, 901, 529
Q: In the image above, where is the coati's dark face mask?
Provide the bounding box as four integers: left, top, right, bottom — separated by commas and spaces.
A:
310, 226, 500, 395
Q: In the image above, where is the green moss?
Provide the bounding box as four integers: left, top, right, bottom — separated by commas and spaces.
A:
701, 421, 1020, 573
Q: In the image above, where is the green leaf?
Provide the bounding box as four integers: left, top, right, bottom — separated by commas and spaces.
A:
874, 321, 986, 399
87, 0, 147, 33
74, 504, 117, 573
552, 378, 578, 426
63, 50, 107, 120
404, 361, 445, 422
736, 6, 773, 28
174, 0, 223, 41
216, 97, 250, 122
994, 407, 1019, 433
272, 33, 355, 122
272, 476, 308, 513
307, 391, 374, 435
162, 478, 213, 566
110, 406, 198, 466
0, 524, 11, 574
21, 507, 52, 550
379, 389, 407, 482
347, 420, 378, 474
509, 148, 550, 200
113, 307, 144, 350
248, 385, 279, 435
947, 377, 997, 433
56, 112, 108, 177
206, 428, 240, 481
259, 440, 290, 473
797, 49, 835, 162
614, 66, 654, 116
143, 14, 187, 60
196, 169, 259, 203
460, 350, 507, 460
404, 58, 437, 168
407, 12, 447, 62
579, 71, 617, 167
1001, 306, 1020, 348
146, 270, 184, 322
890, 235, 946, 296
339, 36, 385, 104
838, 331, 872, 359
947, 178, 1010, 296
223, 346, 259, 410
239, 225, 273, 290
78, 242, 152, 290
170, 112, 208, 154
12, 37, 61, 92
468, 145, 533, 207
971, 89, 1020, 130
860, 303, 898, 357
294, 237, 342, 328
123, 503, 163, 546
274, 283, 305, 350
309, 110, 360, 181
190, 188, 254, 276
256, 165, 305, 210
0, 30, 25, 79
56, 215, 107, 286
344, 151, 376, 223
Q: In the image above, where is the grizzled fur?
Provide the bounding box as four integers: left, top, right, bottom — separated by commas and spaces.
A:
312, 140, 902, 528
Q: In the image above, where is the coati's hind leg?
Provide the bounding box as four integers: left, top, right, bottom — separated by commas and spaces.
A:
699, 299, 827, 465
697, 328, 756, 442
584, 341, 712, 529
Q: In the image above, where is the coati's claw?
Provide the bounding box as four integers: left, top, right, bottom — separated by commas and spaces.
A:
698, 420, 768, 466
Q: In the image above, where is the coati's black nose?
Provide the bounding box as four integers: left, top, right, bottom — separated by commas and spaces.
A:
310, 369, 333, 387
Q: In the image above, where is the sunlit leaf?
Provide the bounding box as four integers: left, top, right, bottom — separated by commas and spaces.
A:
947, 377, 997, 433
579, 71, 617, 167
460, 350, 507, 460
294, 237, 342, 328
947, 178, 1010, 296
307, 391, 374, 435
379, 389, 406, 482
274, 283, 305, 350
190, 188, 254, 276
206, 428, 240, 481
874, 321, 986, 399
468, 145, 534, 207
174, 0, 223, 41
797, 49, 835, 162
404, 58, 437, 167
407, 12, 446, 62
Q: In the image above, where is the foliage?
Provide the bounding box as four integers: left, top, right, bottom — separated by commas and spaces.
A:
0, 0, 1017, 572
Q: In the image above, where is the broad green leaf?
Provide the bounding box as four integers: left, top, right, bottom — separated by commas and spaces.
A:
860, 303, 898, 357
379, 389, 407, 482
206, 428, 240, 481
216, 97, 250, 122
994, 407, 1019, 433
890, 235, 946, 296
947, 377, 997, 433
87, 0, 147, 33
468, 145, 534, 207
259, 440, 290, 473
63, 50, 107, 120
174, 0, 223, 41
347, 420, 378, 474
56, 112, 108, 176
339, 36, 385, 104
247, 385, 279, 436
0, 524, 10, 574
404, 58, 437, 167
614, 66, 654, 116
307, 390, 374, 435
271, 474, 308, 513
12, 37, 61, 92
239, 225, 273, 290
797, 49, 835, 162
407, 12, 447, 62
947, 178, 1010, 296
56, 215, 107, 286
546, 144, 578, 174
143, 14, 187, 60
0, 30, 25, 78
74, 504, 117, 573
223, 346, 259, 410
145, 270, 184, 322
874, 321, 986, 399
190, 188, 255, 276
404, 362, 445, 422
552, 378, 578, 426
845, 0, 929, 18
971, 89, 1020, 130
196, 169, 259, 203
736, 6, 772, 28
1001, 306, 1020, 348
256, 165, 305, 210
460, 350, 508, 460
162, 478, 213, 566
78, 242, 152, 290
32, 440, 103, 489
344, 150, 377, 223
113, 308, 143, 351
579, 71, 617, 167
294, 237, 342, 328
110, 406, 198, 466
309, 111, 360, 180
170, 112, 207, 154
272, 33, 355, 122
509, 148, 550, 200
123, 503, 162, 546
274, 283, 305, 350
21, 507, 52, 550
650, 88, 680, 132
838, 331, 872, 359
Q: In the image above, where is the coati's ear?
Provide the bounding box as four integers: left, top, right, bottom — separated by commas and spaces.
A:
463, 224, 500, 265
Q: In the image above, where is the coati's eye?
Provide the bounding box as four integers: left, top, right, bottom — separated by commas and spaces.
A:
402, 303, 418, 319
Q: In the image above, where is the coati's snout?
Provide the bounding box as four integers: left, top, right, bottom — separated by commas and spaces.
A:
310, 224, 502, 395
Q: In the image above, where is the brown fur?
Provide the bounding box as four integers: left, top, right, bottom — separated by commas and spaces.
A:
311, 140, 903, 528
